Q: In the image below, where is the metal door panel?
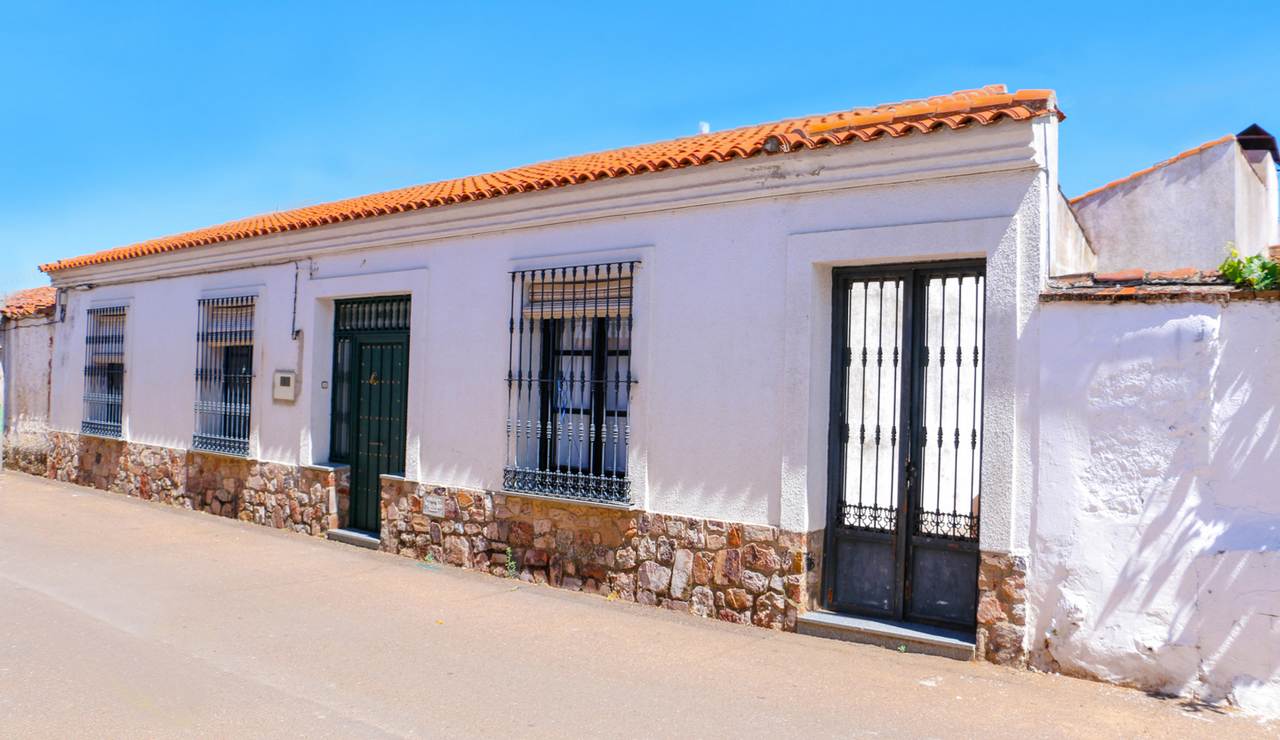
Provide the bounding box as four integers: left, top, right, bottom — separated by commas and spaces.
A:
906, 540, 979, 626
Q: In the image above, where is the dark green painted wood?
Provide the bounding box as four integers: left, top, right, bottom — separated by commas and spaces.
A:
349, 336, 408, 532
332, 297, 411, 533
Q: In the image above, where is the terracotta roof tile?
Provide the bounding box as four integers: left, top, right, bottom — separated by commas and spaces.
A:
40, 85, 1059, 273
1069, 134, 1237, 204
1041, 268, 1280, 303
1, 286, 56, 319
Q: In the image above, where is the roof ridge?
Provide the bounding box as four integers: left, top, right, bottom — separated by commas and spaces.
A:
41, 85, 1059, 273
1069, 134, 1237, 204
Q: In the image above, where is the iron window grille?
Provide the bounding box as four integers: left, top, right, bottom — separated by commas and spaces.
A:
505, 261, 637, 505
81, 306, 126, 437
329, 295, 412, 463
193, 295, 255, 456
838, 269, 986, 543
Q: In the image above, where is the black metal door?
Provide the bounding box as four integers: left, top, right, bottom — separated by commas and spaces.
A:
824, 262, 985, 630
332, 297, 411, 533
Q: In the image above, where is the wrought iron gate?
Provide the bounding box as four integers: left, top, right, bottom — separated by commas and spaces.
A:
824, 261, 986, 630
331, 296, 411, 533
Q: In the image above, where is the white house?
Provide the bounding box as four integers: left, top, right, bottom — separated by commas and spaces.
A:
8, 84, 1280, 716
0, 287, 56, 475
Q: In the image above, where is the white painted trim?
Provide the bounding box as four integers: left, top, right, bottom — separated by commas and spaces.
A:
299, 268, 429, 475
503, 246, 655, 509
87, 297, 132, 309
779, 214, 1029, 555
198, 284, 264, 300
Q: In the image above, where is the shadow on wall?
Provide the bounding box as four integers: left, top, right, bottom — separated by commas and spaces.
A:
1029, 302, 1280, 718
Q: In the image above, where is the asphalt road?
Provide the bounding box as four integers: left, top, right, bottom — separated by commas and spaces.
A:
0, 471, 1270, 738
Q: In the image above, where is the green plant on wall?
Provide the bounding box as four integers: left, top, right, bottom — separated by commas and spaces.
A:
506, 546, 517, 578
1219, 245, 1279, 290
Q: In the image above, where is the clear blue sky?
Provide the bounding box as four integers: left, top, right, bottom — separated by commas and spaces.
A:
3, 1, 1277, 294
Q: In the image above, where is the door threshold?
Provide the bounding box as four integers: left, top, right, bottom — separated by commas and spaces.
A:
796, 610, 975, 661
326, 528, 381, 550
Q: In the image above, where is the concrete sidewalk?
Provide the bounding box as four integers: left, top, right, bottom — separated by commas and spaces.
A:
0, 471, 1269, 738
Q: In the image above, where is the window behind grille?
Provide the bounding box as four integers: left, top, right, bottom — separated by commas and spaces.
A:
505, 261, 637, 505
193, 296, 255, 456
82, 306, 126, 437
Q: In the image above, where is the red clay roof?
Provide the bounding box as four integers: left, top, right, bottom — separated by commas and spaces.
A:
41, 85, 1059, 273
1070, 134, 1237, 204
1, 286, 56, 319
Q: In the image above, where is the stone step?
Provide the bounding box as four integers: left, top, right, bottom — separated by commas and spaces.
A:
326, 528, 381, 550
795, 610, 976, 661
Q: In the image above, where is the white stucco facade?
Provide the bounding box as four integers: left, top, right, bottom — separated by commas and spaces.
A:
1031, 299, 1280, 717
1072, 137, 1279, 272
42, 118, 1059, 555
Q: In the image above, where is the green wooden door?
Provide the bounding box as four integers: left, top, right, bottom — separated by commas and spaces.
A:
350, 335, 409, 532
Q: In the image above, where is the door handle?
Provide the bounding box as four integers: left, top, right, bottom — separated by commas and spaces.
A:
902, 458, 917, 523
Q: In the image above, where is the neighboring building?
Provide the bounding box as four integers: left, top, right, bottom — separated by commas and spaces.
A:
6, 84, 1279, 716
1070, 125, 1279, 272
1, 286, 57, 475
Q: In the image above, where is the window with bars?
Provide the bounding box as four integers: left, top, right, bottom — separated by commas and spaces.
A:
505, 261, 637, 505
81, 306, 126, 437
193, 296, 255, 456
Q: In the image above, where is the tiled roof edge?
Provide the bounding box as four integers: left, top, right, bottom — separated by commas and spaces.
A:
1, 286, 57, 319
40, 85, 1059, 274
1069, 134, 1237, 205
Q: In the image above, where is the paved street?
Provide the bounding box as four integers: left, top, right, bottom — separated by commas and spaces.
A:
0, 471, 1270, 738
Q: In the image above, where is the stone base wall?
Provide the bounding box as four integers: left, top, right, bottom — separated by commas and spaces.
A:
38, 432, 342, 537
25, 433, 1027, 664
46, 431, 128, 489
976, 552, 1028, 665
118, 441, 187, 504
3, 425, 52, 476
235, 461, 338, 535
336, 473, 352, 529
380, 477, 823, 632
184, 451, 249, 516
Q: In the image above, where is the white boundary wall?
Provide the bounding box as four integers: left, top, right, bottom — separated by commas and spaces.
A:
1031, 299, 1280, 717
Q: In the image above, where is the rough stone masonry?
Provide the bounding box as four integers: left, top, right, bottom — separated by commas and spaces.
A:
380, 476, 823, 630
8, 430, 1027, 662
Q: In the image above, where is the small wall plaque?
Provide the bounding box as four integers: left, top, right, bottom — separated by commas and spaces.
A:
423, 495, 447, 518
